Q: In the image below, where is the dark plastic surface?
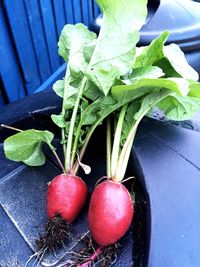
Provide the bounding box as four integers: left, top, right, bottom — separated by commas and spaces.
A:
1, 91, 200, 267
132, 118, 200, 267
91, 0, 200, 74
0, 92, 134, 267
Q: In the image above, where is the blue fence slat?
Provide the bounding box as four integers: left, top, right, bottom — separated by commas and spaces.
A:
53, 0, 66, 37
88, 0, 94, 26
64, 0, 74, 24
81, 0, 90, 27
73, 0, 82, 23
0, 5, 26, 102
4, 0, 41, 95
40, 0, 61, 72
24, 1, 52, 83
35, 63, 66, 93
93, 1, 100, 18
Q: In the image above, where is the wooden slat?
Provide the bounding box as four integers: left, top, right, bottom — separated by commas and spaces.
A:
0, 4, 26, 102
64, 0, 74, 24
35, 63, 66, 93
4, 0, 41, 95
40, 0, 61, 72
24, 0, 52, 82
73, 0, 82, 24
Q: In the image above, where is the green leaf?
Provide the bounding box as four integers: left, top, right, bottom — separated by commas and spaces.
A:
134, 31, 198, 81
58, 24, 97, 112
112, 77, 190, 104
122, 66, 164, 84
120, 101, 141, 146
134, 90, 172, 120
53, 80, 64, 98
86, 0, 148, 95
157, 94, 200, 121
4, 130, 55, 166
84, 80, 103, 101
162, 44, 199, 81
51, 114, 66, 128
58, 24, 96, 73
189, 81, 200, 98
82, 96, 116, 126
134, 31, 169, 68
63, 85, 79, 110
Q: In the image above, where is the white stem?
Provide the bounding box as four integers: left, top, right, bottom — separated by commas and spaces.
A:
111, 104, 127, 177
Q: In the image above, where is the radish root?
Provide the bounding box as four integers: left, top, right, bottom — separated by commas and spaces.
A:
36, 214, 72, 252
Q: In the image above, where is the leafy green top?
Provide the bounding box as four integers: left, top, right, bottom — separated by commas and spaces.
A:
3, 0, 200, 179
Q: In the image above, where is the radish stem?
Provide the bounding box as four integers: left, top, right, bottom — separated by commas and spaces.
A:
51, 149, 66, 174
77, 247, 102, 267
106, 118, 112, 178
1, 124, 22, 132
113, 91, 172, 182
61, 68, 69, 155
65, 76, 87, 173
111, 104, 127, 177
114, 118, 140, 182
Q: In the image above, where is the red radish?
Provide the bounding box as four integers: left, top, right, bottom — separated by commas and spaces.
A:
88, 180, 133, 246
47, 174, 88, 223
34, 173, 88, 254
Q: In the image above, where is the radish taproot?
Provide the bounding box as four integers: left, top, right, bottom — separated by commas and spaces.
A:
47, 174, 87, 223
36, 173, 88, 252
88, 180, 133, 246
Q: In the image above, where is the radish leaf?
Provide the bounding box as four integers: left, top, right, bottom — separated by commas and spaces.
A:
135, 31, 198, 81
120, 101, 141, 146
157, 94, 200, 121
53, 80, 64, 98
4, 130, 55, 166
189, 82, 200, 98
162, 44, 199, 81
51, 114, 66, 128
134, 31, 169, 68
122, 66, 165, 84
86, 0, 148, 95
58, 23, 96, 72
112, 77, 190, 103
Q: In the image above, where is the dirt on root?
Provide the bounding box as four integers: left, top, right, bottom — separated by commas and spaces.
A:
36, 214, 72, 252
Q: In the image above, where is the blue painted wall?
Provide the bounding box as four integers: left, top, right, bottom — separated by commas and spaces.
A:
0, 0, 100, 107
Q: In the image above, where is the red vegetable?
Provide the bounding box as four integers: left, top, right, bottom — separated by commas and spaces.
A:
47, 174, 88, 223
88, 180, 133, 246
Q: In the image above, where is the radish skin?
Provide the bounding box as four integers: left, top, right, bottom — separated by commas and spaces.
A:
47, 174, 88, 223
88, 180, 133, 246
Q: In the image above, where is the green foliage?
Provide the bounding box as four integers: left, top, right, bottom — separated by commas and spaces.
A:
157, 94, 200, 121
134, 31, 198, 81
3, 0, 200, 177
4, 130, 54, 166
52, 79, 64, 98
86, 0, 148, 95
122, 66, 164, 84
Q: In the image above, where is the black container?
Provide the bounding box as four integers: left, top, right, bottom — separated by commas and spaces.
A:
91, 0, 200, 75
0, 91, 145, 267
1, 91, 200, 267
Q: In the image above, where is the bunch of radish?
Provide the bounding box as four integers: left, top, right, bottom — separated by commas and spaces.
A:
3, 0, 200, 265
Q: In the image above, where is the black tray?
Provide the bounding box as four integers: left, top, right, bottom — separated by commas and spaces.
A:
1, 91, 200, 267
